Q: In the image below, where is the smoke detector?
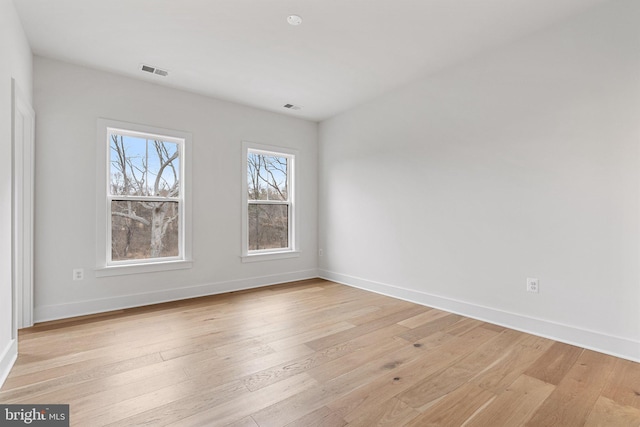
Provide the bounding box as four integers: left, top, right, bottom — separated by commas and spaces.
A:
283, 103, 302, 111
140, 64, 169, 77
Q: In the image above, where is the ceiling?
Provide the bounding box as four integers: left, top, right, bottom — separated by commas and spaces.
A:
14, 0, 609, 121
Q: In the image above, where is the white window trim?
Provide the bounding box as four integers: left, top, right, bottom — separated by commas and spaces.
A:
96, 118, 193, 276
241, 141, 299, 262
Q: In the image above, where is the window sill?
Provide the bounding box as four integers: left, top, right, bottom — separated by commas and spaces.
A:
241, 251, 300, 263
95, 260, 193, 277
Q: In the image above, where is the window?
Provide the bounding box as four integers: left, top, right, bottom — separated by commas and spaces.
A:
96, 119, 192, 276
242, 142, 298, 261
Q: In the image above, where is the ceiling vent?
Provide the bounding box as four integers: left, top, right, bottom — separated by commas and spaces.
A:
283, 103, 302, 110
140, 64, 169, 77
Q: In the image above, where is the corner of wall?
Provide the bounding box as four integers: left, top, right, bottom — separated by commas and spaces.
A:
0, 338, 17, 388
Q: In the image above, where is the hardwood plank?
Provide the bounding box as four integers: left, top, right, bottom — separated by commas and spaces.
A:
225, 416, 260, 427
252, 339, 429, 427
104, 380, 251, 426
0, 352, 165, 402
244, 323, 406, 392
166, 373, 318, 427
346, 398, 420, 427
284, 406, 346, 427
328, 332, 460, 421
465, 374, 555, 427
397, 329, 528, 410
584, 396, 640, 427
440, 317, 484, 336
329, 328, 499, 422
524, 341, 583, 385
525, 350, 617, 426
405, 382, 496, 427
183, 343, 315, 386
347, 299, 423, 326
3, 356, 188, 404
267, 321, 355, 351
305, 305, 428, 351
601, 358, 640, 410
74, 375, 207, 426
38, 364, 189, 417
480, 322, 507, 333
470, 334, 554, 393
306, 332, 408, 383
396, 308, 446, 329
243, 343, 352, 392
211, 338, 271, 358
397, 313, 464, 343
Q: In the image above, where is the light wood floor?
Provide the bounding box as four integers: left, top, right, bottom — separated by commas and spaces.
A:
1, 279, 639, 426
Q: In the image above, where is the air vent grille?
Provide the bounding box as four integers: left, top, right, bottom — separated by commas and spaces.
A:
283, 103, 302, 110
140, 64, 169, 77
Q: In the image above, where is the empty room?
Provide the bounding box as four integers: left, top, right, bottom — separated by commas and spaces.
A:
1, 0, 639, 425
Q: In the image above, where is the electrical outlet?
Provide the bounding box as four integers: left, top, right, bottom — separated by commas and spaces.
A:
73, 268, 84, 281
526, 278, 539, 293
319, 248, 324, 257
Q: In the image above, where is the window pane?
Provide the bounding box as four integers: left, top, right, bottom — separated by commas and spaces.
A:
110, 134, 180, 197
111, 200, 179, 260
247, 152, 288, 201
248, 204, 289, 250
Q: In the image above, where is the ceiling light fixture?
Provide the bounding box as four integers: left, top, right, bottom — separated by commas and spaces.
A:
287, 15, 302, 26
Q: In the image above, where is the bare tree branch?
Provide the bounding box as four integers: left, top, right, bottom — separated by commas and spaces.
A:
110, 136, 180, 259
111, 211, 150, 226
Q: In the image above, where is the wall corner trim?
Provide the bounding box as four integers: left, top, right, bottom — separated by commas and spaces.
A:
0, 339, 18, 388
319, 269, 640, 363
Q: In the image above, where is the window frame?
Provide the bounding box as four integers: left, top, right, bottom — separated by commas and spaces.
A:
96, 119, 192, 277
241, 141, 299, 262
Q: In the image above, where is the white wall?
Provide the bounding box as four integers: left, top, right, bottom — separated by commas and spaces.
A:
33, 57, 318, 321
0, 0, 32, 385
319, 0, 640, 361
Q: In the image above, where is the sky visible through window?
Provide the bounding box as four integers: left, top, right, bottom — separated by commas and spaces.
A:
110, 134, 180, 197
247, 152, 288, 201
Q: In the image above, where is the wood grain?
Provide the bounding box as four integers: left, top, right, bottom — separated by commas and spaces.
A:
601, 358, 640, 410
0, 278, 637, 427
465, 375, 555, 426
404, 382, 496, 426
584, 396, 640, 427
524, 341, 583, 386
525, 349, 617, 426
285, 406, 346, 427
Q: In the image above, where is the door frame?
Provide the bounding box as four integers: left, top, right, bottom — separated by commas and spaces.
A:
12, 79, 35, 330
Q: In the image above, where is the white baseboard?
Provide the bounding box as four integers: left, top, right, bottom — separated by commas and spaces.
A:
0, 338, 17, 389
34, 269, 319, 323
319, 269, 640, 363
